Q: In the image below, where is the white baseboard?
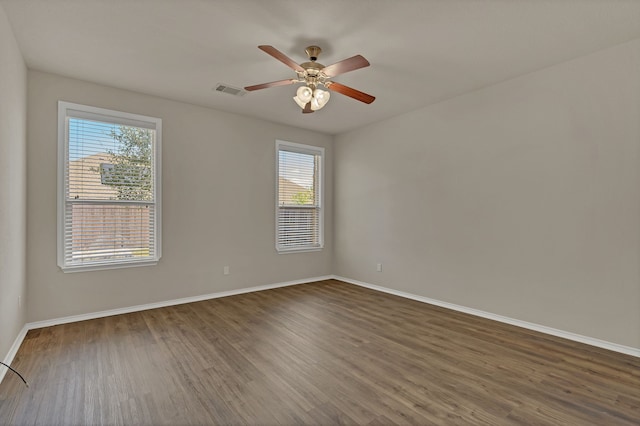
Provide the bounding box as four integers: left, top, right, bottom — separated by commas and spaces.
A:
0, 324, 29, 385
333, 275, 640, 358
2, 275, 333, 385
3, 272, 637, 386
27, 275, 334, 330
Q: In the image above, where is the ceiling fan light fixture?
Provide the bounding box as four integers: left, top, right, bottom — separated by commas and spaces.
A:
293, 95, 307, 109
313, 89, 330, 108
311, 96, 329, 111
296, 86, 313, 103
246, 45, 375, 114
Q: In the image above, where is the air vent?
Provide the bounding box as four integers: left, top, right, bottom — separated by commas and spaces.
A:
214, 83, 246, 97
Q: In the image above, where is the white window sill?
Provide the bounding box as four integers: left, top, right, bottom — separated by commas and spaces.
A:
276, 247, 323, 254
60, 259, 159, 273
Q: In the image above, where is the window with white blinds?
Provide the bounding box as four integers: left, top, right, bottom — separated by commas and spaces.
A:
57, 101, 162, 272
276, 140, 324, 252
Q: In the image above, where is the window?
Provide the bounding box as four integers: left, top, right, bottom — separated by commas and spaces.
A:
276, 140, 324, 252
58, 101, 161, 272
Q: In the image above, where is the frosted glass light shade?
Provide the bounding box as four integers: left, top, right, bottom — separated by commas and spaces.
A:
296, 86, 313, 103
310, 89, 330, 110
293, 86, 330, 111
293, 96, 307, 109
314, 89, 330, 105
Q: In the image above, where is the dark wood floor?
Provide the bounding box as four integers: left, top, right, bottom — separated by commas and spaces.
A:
1, 280, 639, 425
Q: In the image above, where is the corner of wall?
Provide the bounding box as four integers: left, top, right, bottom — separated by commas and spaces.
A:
0, 2, 28, 371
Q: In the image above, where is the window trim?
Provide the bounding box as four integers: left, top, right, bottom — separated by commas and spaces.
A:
275, 140, 324, 254
57, 101, 162, 272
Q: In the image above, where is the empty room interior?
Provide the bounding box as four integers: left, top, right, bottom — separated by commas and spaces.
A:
1, 0, 639, 424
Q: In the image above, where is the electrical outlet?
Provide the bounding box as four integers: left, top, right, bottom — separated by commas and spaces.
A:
376, 263, 382, 272
223, 266, 230, 275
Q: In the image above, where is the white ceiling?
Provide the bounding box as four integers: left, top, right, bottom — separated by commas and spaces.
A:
2, 0, 640, 135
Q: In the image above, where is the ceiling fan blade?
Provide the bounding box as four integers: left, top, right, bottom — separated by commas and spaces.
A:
326, 82, 375, 104
258, 45, 305, 73
302, 102, 314, 114
321, 55, 370, 78
244, 79, 297, 91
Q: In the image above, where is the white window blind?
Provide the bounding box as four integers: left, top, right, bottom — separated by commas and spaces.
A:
58, 102, 162, 272
276, 141, 324, 252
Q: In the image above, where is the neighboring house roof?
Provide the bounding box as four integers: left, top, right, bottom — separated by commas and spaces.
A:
279, 177, 313, 205
68, 152, 118, 200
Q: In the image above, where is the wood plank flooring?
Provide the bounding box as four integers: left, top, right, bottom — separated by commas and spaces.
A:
1, 279, 639, 425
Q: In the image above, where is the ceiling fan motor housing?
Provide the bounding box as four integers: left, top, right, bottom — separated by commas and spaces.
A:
305, 45, 322, 61
299, 46, 326, 87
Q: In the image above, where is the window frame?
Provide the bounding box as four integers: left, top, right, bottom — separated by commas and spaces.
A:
57, 101, 162, 272
275, 140, 324, 254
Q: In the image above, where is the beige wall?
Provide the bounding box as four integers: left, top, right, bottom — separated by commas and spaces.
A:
27, 71, 333, 322
11, 29, 640, 353
0, 5, 27, 358
334, 39, 640, 349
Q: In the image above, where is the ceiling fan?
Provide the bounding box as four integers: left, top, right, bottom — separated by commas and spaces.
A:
244, 45, 375, 114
